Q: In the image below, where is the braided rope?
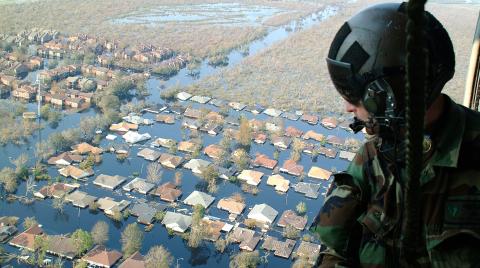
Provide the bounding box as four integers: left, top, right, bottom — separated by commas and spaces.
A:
403, 0, 428, 264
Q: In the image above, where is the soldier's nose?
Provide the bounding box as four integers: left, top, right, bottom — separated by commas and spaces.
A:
345, 101, 356, 113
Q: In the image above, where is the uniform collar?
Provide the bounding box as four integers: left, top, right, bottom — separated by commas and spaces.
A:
428, 94, 465, 168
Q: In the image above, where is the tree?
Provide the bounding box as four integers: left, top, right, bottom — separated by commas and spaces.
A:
52, 196, 66, 214
0, 167, 17, 193
232, 149, 249, 171
23, 217, 38, 230
231, 193, 245, 203
283, 224, 300, 239
296, 202, 307, 215
188, 204, 206, 248
174, 171, 182, 186
10, 153, 28, 178
121, 223, 144, 258
110, 209, 122, 222
145, 245, 173, 268
72, 229, 93, 255
48, 132, 68, 153
230, 250, 260, 268
215, 238, 228, 253
238, 115, 252, 147
34, 235, 49, 266
79, 153, 95, 170
75, 260, 88, 268
98, 94, 120, 113
146, 162, 163, 185
91, 221, 109, 246
200, 165, 218, 193
290, 138, 304, 162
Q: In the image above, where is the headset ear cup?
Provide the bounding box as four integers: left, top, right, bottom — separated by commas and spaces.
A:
364, 96, 378, 114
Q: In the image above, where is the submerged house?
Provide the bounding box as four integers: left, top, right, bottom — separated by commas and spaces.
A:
93, 174, 126, 190
190, 95, 211, 104
183, 158, 211, 174
58, 165, 94, 181
9, 225, 44, 251
247, 204, 278, 226
118, 251, 145, 268
203, 144, 224, 160
109, 122, 138, 133
122, 131, 151, 144
285, 126, 303, 138
130, 201, 167, 225
263, 108, 282, 117
34, 183, 77, 199
152, 182, 182, 202
301, 114, 319, 125
47, 152, 83, 166
277, 210, 307, 230
279, 160, 304, 177
321, 116, 338, 129
237, 169, 264, 186
266, 174, 290, 193
65, 190, 97, 208
82, 245, 123, 268
158, 153, 183, 169
122, 177, 155, 194
339, 150, 356, 161
97, 197, 131, 216
261, 236, 296, 259
161, 212, 192, 233
252, 153, 277, 170
46, 235, 77, 260
302, 130, 325, 142
183, 190, 215, 208
294, 182, 321, 199
295, 241, 321, 265
176, 91, 192, 101
230, 227, 261, 251
71, 142, 103, 155
217, 198, 246, 215
137, 148, 162, 161
307, 166, 332, 181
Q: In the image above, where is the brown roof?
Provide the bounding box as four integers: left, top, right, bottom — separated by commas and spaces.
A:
318, 147, 338, 158
152, 182, 182, 202
301, 114, 318, 125
9, 225, 43, 250
72, 142, 103, 155
206, 111, 223, 122
277, 210, 307, 230
47, 152, 83, 165
252, 153, 277, 169
217, 198, 245, 215
327, 135, 344, 146
261, 236, 296, 258
202, 218, 225, 241
280, 159, 304, 176
178, 140, 197, 153
158, 153, 183, 169
249, 119, 264, 130
321, 117, 338, 129
184, 107, 202, 119
118, 251, 145, 268
82, 245, 122, 268
203, 144, 224, 160
307, 166, 332, 180
285, 126, 303, 138
155, 114, 175, 124
253, 132, 267, 144
302, 130, 325, 142
109, 122, 138, 132
266, 174, 290, 192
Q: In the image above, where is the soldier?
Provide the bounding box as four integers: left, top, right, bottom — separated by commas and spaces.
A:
310, 2, 480, 267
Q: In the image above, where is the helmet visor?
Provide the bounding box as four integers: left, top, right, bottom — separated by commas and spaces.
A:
326, 57, 366, 104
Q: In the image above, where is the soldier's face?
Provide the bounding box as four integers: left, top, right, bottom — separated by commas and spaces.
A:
345, 101, 370, 122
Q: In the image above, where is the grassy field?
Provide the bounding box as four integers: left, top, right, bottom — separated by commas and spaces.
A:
0, 0, 321, 57
186, 0, 478, 115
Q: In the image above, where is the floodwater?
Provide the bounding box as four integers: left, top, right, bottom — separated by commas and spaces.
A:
0, 4, 361, 268
111, 3, 288, 27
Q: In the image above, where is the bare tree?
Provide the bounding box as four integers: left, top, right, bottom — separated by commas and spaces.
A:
146, 162, 163, 185
91, 221, 109, 246
145, 245, 173, 268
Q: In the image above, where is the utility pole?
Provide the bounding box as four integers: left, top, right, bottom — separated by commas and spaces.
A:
176, 257, 183, 268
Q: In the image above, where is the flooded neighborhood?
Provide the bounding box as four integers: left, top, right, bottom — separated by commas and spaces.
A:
0, 0, 477, 267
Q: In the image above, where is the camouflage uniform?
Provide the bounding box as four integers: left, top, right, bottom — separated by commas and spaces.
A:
311, 95, 480, 267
